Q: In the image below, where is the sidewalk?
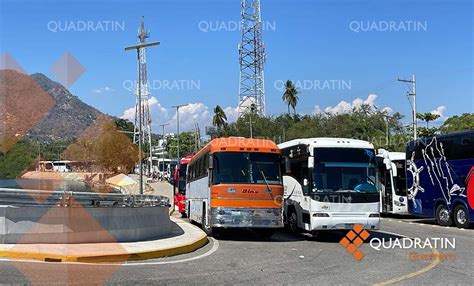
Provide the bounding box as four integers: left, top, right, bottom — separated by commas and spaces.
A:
0, 217, 207, 263
127, 175, 175, 214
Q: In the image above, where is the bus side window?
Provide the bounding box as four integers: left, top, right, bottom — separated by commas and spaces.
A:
199, 156, 204, 178
455, 138, 474, 161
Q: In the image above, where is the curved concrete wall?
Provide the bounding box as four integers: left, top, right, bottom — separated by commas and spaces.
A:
0, 205, 172, 244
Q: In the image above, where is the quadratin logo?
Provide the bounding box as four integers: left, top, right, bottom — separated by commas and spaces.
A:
339, 224, 370, 261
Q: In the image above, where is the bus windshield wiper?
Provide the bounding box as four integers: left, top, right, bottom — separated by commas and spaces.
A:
365, 175, 376, 186
259, 169, 272, 193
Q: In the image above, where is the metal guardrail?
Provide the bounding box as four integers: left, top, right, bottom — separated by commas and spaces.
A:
0, 188, 170, 208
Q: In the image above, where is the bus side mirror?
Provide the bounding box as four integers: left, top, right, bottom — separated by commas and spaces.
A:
208, 155, 214, 169
284, 157, 291, 174
308, 156, 314, 169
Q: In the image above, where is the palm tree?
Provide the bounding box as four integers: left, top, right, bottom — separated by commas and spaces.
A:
417, 112, 441, 128
212, 105, 227, 130
282, 80, 299, 114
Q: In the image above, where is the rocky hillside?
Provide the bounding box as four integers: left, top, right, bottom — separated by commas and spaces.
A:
27, 73, 104, 141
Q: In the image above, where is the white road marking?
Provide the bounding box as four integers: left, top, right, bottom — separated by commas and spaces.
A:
0, 238, 219, 267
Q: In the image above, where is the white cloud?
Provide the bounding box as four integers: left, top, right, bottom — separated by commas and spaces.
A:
223, 106, 239, 123
314, 94, 383, 115
170, 103, 211, 132
121, 107, 135, 121
92, 86, 114, 93
382, 107, 394, 114
431, 105, 447, 120
121, 99, 237, 135
121, 96, 168, 122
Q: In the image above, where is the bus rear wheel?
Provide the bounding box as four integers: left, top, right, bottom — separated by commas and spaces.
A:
453, 205, 470, 228
436, 204, 453, 226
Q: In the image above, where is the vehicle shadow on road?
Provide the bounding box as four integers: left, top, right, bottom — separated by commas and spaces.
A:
210, 228, 408, 244
212, 228, 297, 242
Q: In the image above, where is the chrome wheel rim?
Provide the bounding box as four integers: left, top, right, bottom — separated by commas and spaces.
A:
439, 208, 450, 223
457, 209, 467, 225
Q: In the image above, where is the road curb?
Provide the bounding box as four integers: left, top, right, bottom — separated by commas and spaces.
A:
0, 224, 208, 263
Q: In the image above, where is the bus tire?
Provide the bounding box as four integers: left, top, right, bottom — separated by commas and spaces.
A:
436, 204, 453, 226
287, 208, 299, 233
453, 205, 470, 228
201, 204, 214, 236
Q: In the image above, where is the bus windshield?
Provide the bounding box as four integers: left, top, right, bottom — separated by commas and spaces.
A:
212, 152, 281, 185
312, 148, 377, 193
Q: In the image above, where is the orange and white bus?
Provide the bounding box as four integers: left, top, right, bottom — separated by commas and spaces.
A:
186, 137, 284, 237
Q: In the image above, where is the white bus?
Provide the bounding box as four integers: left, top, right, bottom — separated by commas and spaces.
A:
376, 150, 409, 215
279, 138, 380, 236
145, 157, 177, 179
52, 161, 72, 172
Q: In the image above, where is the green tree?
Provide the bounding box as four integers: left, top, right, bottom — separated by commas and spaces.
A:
417, 112, 441, 128
212, 105, 228, 131
0, 140, 37, 178
440, 113, 474, 134
114, 118, 135, 140
166, 132, 196, 158
282, 80, 299, 114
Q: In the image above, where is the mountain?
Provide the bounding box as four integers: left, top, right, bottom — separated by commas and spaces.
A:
27, 73, 104, 141
0, 70, 55, 152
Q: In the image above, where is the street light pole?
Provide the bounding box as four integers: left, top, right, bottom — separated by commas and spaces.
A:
172, 104, 188, 159
125, 41, 160, 195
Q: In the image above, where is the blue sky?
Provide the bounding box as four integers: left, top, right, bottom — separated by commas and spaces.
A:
1, 0, 472, 132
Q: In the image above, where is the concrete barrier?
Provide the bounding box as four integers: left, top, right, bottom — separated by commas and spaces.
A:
0, 205, 172, 244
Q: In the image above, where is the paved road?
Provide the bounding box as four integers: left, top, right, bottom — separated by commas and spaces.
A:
0, 217, 472, 285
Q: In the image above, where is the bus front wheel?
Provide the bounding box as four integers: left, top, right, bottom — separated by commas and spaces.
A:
201, 205, 216, 236
436, 204, 453, 226
287, 209, 299, 233
453, 205, 470, 228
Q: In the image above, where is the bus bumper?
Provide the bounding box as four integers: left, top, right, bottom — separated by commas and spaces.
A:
310, 214, 380, 231
210, 207, 283, 228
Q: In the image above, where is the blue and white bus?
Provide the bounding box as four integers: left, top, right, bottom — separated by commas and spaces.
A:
406, 130, 474, 228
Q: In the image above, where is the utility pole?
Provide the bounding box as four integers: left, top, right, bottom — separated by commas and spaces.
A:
398, 75, 417, 141
172, 104, 188, 159
238, 0, 266, 117
159, 123, 169, 179
125, 17, 160, 195
384, 114, 392, 147
249, 113, 253, 138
